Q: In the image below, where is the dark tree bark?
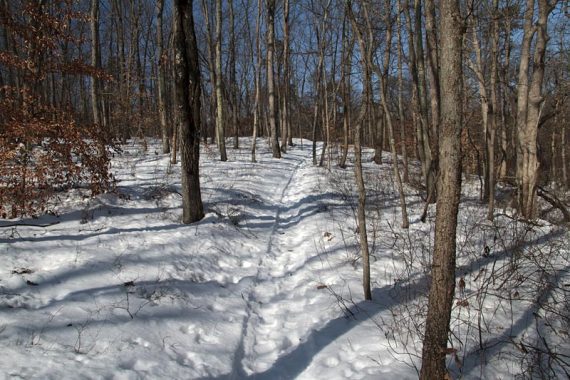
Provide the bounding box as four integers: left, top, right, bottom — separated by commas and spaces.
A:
215, 0, 227, 161
419, 0, 464, 376
251, 0, 262, 162
90, 0, 101, 127
157, 0, 170, 154
266, 0, 280, 158
229, 0, 239, 149
173, 0, 204, 224
280, 0, 290, 153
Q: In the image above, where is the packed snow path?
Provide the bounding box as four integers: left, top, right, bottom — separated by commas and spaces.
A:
233, 147, 328, 378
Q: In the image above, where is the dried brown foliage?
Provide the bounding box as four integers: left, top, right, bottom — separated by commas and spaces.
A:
0, 1, 112, 218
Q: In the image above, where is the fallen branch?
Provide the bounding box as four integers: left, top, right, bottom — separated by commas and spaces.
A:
0, 221, 61, 228
537, 186, 570, 223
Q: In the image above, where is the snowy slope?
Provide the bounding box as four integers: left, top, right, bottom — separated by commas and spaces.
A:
1, 139, 568, 379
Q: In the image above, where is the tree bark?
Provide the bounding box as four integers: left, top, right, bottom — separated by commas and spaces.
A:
215, 0, 227, 161
487, 0, 500, 220
90, 0, 101, 127
251, 0, 262, 162
348, 0, 371, 301
280, 0, 290, 153
516, 0, 553, 219
339, 9, 351, 169
173, 0, 204, 224
266, 0, 281, 158
396, 0, 409, 183
157, 0, 170, 154
230, 0, 239, 149
563, 114, 568, 188
419, 0, 464, 377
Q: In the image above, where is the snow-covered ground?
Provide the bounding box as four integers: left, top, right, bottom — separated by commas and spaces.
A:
1, 139, 569, 379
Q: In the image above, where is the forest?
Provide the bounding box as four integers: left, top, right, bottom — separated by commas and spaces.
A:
0, 0, 569, 379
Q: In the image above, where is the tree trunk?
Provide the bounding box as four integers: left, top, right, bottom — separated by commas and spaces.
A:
403, 0, 433, 194
396, 0, 409, 183
487, 0, 500, 220
215, 0, 227, 161
157, 0, 170, 154
229, 0, 239, 149
280, 0, 290, 153
267, 0, 281, 158
419, 0, 463, 377
563, 116, 568, 188
251, 0, 262, 162
348, 1, 371, 301
173, 0, 204, 224
516, 0, 553, 219
90, 0, 101, 127
377, 0, 409, 229
339, 9, 351, 169
469, 24, 489, 201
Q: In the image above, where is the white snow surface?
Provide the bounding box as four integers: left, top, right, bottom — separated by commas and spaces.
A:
1, 138, 568, 379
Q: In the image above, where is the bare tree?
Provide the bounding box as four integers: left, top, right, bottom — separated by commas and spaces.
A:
338, 7, 352, 169
90, 0, 101, 127
157, 0, 170, 154
266, 0, 281, 158
348, 0, 371, 301
251, 0, 262, 162
374, 0, 409, 229
280, 0, 290, 153
515, 0, 555, 219
215, 0, 227, 161
396, 0, 409, 182
229, 0, 239, 149
173, 0, 204, 224
419, 0, 464, 377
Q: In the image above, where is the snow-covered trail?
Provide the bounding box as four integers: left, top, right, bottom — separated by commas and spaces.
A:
0, 139, 417, 379
236, 147, 326, 377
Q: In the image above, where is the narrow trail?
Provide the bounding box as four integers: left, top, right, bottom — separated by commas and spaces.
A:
229, 146, 321, 378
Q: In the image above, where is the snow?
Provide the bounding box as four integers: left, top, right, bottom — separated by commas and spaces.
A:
1, 138, 569, 379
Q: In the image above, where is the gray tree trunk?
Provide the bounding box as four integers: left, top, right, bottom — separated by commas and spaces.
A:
157, 0, 170, 154
90, 0, 101, 127
251, 0, 262, 162
348, 0, 372, 301
266, 0, 281, 158
215, 0, 227, 161
173, 0, 204, 224
419, 0, 464, 376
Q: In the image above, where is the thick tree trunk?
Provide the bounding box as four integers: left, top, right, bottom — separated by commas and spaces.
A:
516, 0, 552, 219
173, 0, 204, 224
419, 0, 463, 377
267, 0, 281, 158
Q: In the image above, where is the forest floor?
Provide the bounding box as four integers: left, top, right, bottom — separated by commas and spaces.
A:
1, 139, 569, 379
